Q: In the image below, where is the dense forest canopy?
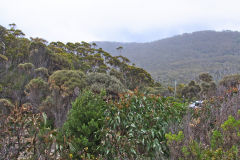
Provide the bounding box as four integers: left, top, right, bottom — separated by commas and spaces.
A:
96, 30, 240, 84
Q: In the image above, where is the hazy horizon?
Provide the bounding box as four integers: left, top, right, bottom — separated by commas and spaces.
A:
1, 0, 240, 43
92, 30, 239, 43
1, 23, 236, 44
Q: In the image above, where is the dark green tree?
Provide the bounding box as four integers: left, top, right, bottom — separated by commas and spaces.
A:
62, 90, 107, 158
86, 72, 127, 98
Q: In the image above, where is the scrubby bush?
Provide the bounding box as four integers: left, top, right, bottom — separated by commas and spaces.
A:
62, 90, 107, 159
86, 72, 127, 98
102, 89, 187, 159
0, 105, 59, 160
165, 86, 240, 159
166, 111, 240, 159
219, 74, 240, 88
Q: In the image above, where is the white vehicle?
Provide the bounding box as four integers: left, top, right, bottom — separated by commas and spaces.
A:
189, 101, 203, 108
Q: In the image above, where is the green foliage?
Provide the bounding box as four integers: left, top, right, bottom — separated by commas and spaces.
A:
102, 90, 187, 159
165, 110, 240, 159
211, 130, 223, 150
86, 72, 127, 97
55, 52, 77, 67
49, 53, 73, 70
0, 54, 8, 61
3, 23, 240, 160
0, 24, 156, 119
34, 67, 49, 77
0, 68, 33, 105
18, 62, 34, 71
124, 65, 154, 90
49, 70, 86, 97
221, 115, 240, 131
1, 24, 31, 67
62, 90, 107, 158
41, 70, 87, 127
165, 131, 184, 145
25, 77, 48, 91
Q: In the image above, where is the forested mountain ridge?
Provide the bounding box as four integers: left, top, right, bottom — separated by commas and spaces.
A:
96, 30, 240, 84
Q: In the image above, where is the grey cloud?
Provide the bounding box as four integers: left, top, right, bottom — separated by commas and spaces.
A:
1, 0, 240, 42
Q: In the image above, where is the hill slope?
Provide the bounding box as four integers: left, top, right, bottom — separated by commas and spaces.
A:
96, 30, 240, 84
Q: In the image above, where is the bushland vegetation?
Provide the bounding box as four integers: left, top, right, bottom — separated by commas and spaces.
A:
0, 24, 239, 159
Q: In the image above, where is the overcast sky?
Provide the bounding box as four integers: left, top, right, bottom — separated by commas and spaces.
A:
1, 0, 240, 42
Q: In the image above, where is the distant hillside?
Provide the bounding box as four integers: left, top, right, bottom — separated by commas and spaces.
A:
96, 30, 240, 84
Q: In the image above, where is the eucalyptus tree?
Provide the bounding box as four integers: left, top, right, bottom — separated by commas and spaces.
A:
116, 46, 123, 54
43, 70, 86, 127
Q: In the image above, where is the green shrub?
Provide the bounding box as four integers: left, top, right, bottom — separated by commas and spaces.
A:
166, 110, 240, 159
211, 130, 223, 150
34, 67, 49, 78
102, 90, 187, 159
62, 90, 107, 158
165, 131, 184, 145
